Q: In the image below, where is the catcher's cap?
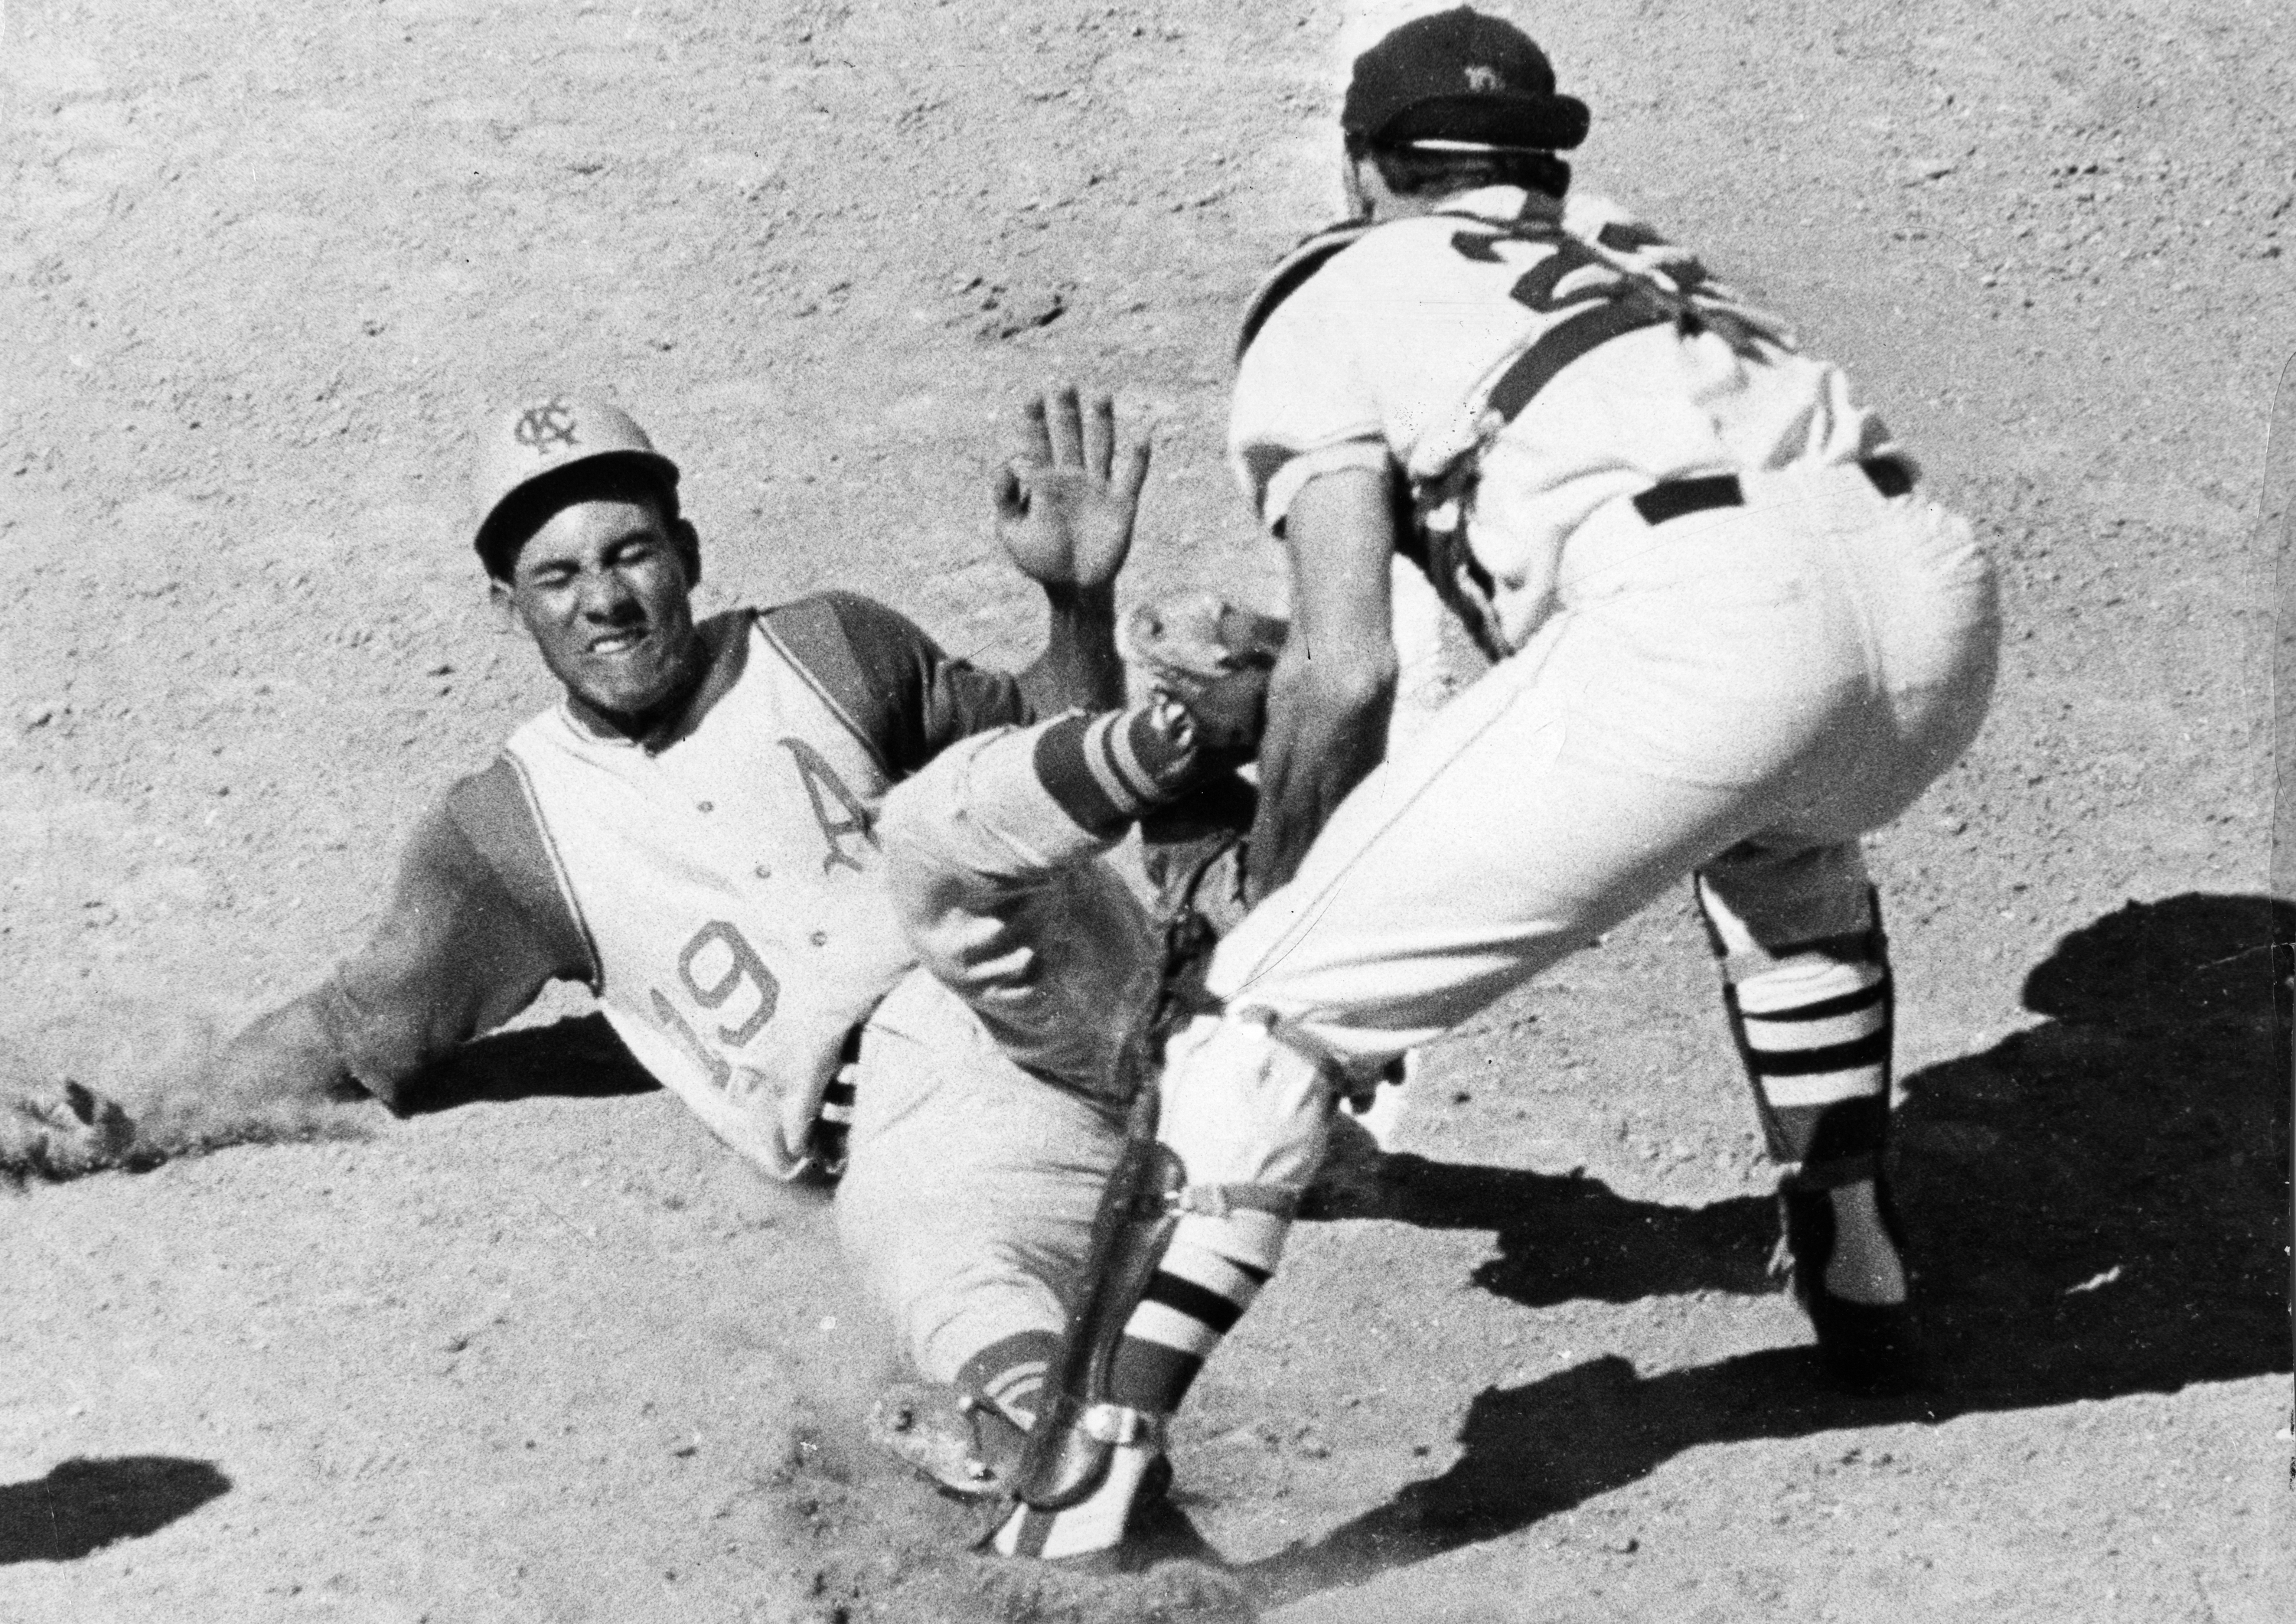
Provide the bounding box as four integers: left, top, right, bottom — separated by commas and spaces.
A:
470, 392, 680, 578
1342, 8, 1590, 153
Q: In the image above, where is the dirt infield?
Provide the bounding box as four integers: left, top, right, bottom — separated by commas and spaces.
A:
3, 1, 2291, 1619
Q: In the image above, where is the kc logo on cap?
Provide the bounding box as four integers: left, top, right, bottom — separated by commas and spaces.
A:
514, 398, 581, 455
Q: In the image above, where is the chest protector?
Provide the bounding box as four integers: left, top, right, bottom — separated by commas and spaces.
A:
503, 618, 915, 1179
1234, 215, 1525, 659
1239, 206, 1788, 662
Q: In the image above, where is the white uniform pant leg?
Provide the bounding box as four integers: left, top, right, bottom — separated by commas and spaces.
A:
1160, 467, 1999, 1189
1209, 618, 1814, 1060
1687, 477, 1998, 1178
876, 723, 1162, 1105
837, 970, 1126, 1386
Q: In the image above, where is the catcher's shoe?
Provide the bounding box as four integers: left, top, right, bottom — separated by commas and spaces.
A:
1118, 593, 1287, 762
1777, 1178, 1924, 1396
988, 1470, 1205, 1576
985, 1443, 1182, 1567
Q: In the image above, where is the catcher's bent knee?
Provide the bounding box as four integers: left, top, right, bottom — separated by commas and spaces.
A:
1155, 1010, 1342, 1192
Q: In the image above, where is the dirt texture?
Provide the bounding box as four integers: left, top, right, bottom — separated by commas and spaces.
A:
3, 1, 2292, 1620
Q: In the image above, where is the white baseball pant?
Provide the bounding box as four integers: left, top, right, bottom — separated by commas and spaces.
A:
1165, 461, 2000, 1193
839, 726, 1163, 1400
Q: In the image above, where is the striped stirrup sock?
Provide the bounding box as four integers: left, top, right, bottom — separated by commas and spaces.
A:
987, 1215, 1287, 1564
953, 1329, 1058, 1430
1106, 1207, 1290, 1416
1031, 697, 1207, 838
1724, 949, 1893, 1185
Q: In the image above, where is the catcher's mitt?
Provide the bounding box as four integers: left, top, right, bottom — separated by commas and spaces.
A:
1116, 591, 1282, 1067
1117, 592, 1287, 761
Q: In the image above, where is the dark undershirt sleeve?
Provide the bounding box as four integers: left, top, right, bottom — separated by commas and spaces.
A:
318, 761, 589, 1098
761, 591, 1034, 780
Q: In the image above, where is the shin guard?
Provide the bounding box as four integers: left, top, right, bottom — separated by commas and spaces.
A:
1003, 1114, 1298, 1545
1009, 1124, 1189, 1513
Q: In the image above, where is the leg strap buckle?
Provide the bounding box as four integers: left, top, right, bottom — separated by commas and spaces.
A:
1077, 1403, 1166, 1450
1165, 1182, 1302, 1220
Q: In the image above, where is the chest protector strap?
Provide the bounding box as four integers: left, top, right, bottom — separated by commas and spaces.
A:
1238, 215, 1523, 663
1234, 220, 1375, 363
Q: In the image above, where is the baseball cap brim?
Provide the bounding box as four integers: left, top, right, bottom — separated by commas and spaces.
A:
472, 448, 680, 580
1377, 91, 1590, 152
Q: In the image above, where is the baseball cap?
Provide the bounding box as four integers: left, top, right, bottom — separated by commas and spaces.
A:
470, 392, 681, 577
1341, 8, 1590, 152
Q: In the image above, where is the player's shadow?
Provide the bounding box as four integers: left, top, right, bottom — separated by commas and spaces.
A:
1306, 1146, 1778, 1305
1238, 891, 2293, 1610
395, 1013, 660, 1115
0, 1456, 230, 1564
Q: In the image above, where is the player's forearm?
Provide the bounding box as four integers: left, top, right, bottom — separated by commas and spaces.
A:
1247, 647, 1395, 900
1245, 462, 1401, 898
1016, 581, 1124, 717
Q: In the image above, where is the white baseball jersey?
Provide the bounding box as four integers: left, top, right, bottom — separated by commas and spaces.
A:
1229, 184, 1902, 653
305, 594, 1142, 1396
503, 615, 915, 1178
314, 595, 1038, 1179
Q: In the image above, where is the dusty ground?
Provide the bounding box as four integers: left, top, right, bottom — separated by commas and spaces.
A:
2, 0, 2291, 1619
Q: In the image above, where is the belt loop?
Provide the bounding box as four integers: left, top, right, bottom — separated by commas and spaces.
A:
1632, 474, 1745, 527
1637, 459, 1913, 529
1860, 457, 1914, 499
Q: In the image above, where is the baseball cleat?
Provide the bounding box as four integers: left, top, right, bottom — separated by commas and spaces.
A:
868, 1382, 1029, 1498
1777, 1179, 1925, 1395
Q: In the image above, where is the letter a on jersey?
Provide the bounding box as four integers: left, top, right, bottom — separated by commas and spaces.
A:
780, 738, 878, 873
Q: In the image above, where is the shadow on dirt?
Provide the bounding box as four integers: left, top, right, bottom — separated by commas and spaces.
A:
398, 1013, 660, 1115
0, 1456, 231, 1564
1316, 1150, 1779, 1306
1234, 892, 2294, 1610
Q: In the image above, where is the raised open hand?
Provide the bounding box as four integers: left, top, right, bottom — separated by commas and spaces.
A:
990, 386, 1152, 592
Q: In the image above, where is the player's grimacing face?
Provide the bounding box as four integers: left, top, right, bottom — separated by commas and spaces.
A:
504, 496, 703, 726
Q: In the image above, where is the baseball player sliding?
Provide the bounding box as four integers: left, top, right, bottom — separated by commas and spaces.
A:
961, 8, 2001, 1562
85, 385, 1251, 1449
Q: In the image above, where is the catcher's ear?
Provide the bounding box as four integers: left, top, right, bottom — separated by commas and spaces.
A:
671, 517, 703, 588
